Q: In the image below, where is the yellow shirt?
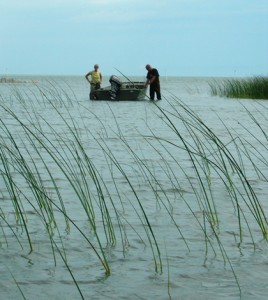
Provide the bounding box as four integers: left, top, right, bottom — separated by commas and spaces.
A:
89, 70, 102, 84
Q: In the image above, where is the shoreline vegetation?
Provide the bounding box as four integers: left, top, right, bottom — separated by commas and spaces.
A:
209, 76, 268, 99
0, 81, 268, 298
0, 77, 38, 84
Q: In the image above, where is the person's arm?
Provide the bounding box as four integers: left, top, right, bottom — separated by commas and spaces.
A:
100, 72, 102, 83
85, 71, 92, 83
149, 76, 156, 84
145, 76, 155, 87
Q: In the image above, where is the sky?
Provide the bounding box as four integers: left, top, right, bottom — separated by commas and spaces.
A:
0, 0, 268, 77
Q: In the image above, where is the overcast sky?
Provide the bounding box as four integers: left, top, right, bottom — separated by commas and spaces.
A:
1, 0, 267, 77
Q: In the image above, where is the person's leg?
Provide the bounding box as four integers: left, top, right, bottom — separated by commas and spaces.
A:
156, 89, 161, 100
90, 84, 95, 99
154, 82, 161, 100
93, 83, 100, 99
149, 85, 155, 100
90, 83, 100, 99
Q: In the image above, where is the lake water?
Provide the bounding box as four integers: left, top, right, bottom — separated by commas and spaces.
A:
0, 75, 268, 299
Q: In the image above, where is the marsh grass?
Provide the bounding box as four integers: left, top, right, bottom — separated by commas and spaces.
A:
156, 95, 268, 237
210, 76, 268, 99
0, 82, 268, 298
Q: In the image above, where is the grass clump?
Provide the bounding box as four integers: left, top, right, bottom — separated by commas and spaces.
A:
210, 76, 268, 99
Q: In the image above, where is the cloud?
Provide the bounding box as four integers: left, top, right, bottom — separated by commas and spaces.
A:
0, 0, 160, 24
1, 0, 133, 9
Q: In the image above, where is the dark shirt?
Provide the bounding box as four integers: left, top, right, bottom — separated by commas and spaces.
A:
146, 68, 160, 85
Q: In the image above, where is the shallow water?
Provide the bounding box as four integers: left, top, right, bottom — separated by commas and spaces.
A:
0, 75, 268, 299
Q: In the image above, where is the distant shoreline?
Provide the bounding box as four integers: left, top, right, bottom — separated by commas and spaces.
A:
0, 77, 39, 84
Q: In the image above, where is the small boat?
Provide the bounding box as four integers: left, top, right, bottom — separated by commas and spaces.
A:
90, 75, 148, 101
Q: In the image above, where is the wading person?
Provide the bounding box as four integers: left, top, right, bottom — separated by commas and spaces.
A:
85, 64, 102, 99
144, 64, 161, 100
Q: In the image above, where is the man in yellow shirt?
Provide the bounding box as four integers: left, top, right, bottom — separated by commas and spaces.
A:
85, 64, 102, 99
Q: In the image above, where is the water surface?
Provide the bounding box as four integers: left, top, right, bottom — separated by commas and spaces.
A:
0, 75, 268, 299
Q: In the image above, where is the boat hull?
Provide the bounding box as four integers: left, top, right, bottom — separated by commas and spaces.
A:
91, 82, 147, 101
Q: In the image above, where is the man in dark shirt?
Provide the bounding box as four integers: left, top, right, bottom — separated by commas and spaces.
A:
145, 64, 161, 100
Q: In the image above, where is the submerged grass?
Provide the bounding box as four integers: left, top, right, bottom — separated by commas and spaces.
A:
0, 82, 268, 298
209, 76, 268, 99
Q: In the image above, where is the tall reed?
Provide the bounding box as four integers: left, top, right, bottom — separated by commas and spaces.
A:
209, 76, 268, 99
1, 82, 268, 298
